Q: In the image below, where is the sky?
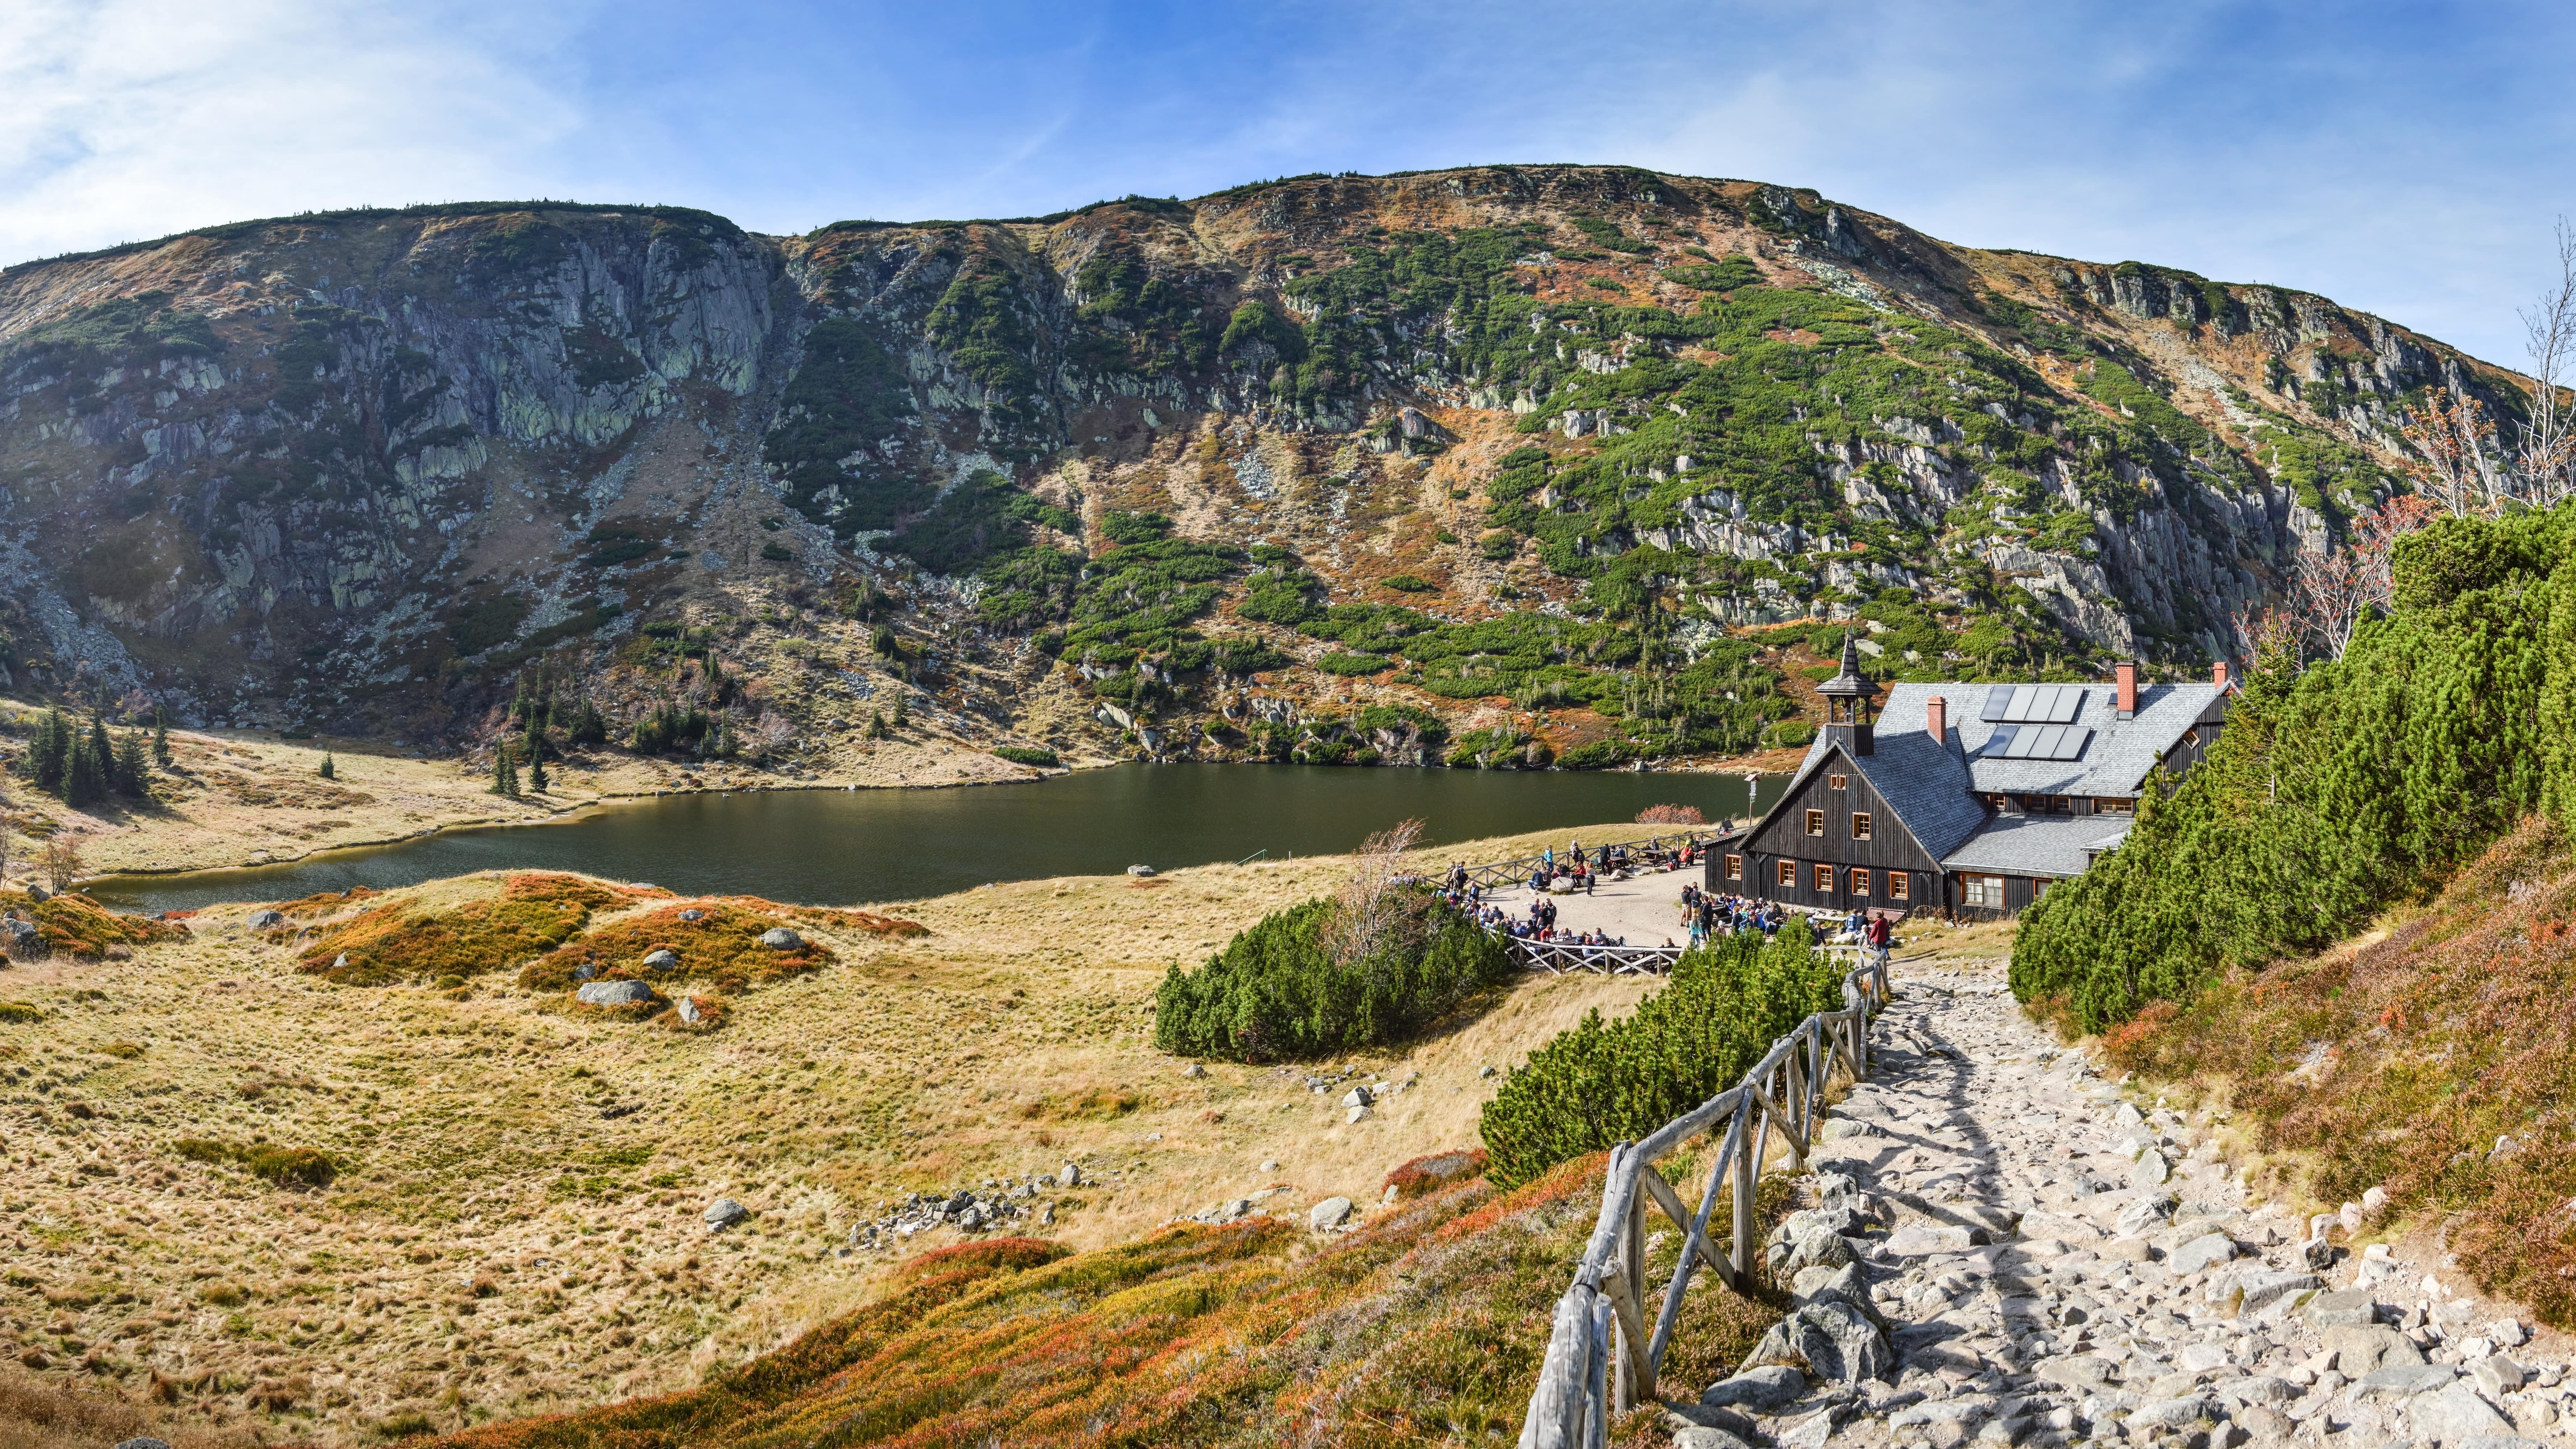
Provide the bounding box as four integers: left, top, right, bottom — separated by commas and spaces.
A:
5, 0, 2573, 365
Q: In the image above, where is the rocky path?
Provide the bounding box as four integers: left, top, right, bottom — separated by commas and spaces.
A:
1661, 960, 2574, 1449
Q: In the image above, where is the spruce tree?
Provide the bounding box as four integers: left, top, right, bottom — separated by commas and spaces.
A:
526, 704, 548, 794
64, 729, 107, 806
23, 708, 70, 794
113, 731, 149, 796
151, 706, 171, 767
569, 700, 607, 747
890, 692, 908, 728
317, 752, 336, 781
866, 710, 887, 740
492, 742, 519, 797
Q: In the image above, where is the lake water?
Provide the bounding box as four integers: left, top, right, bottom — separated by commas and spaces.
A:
93, 764, 1787, 914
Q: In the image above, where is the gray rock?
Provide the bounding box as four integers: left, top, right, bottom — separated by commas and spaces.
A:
1663, 1402, 1757, 1438
2325, 1323, 2427, 1376
1883, 1223, 1978, 1255
574, 962, 598, 981
2128, 1393, 2218, 1428
1126, 864, 1156, 877
2036, 1355, 2119, 1391
2301, 1233, 2339, 1270
642, 948, 679, 970
1309, 1196, 1354, 1231
2132, 1150, 2173, 1189
2456, 1439, 2547, 1449
1058, 1162, 1083, 1187
2168, 1231, 2238, 1275
1702, 1364, 1807, 1411
248, 909, 283, 927
1769, 1220, 1861, 1273
1182, 1063, 1206, 1078
1671, 1428, 1754, 1449
2218, 1376, 2298, 1406
2472, 1357, 2531, 1396
1341, 1085, 1372, 1108
1741, 1299, 1890, 1383
2415, 1381, 2514, 1443
2354, 1364, 2457, 1399
1819, 1117, 1882, 1141
2220, 1269, 2324, 1318
2304, 1288, 2380, 1328
704, 1198, 748, 1231
1345, 1104, 1372, 1124
2117, 1193, 2177, 1237
2113, 1102, 2145, 1129
1791, 1260, 1883, 1328
679, 908, 704, 922
114, 1440, 174, 1449
758, 927, 802, 949
676, 996, 702, 1024
577, 980, 656, 1006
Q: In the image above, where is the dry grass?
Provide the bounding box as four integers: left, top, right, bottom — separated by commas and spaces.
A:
0, 819, 1685, 1445
2086, 814, 2576, 1327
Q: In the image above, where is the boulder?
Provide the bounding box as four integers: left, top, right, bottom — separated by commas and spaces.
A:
1769, 1220, 1861, 1273
114, 1440, 174, 1449
248, 909, 283, 927
2128, 1394, 2219, 1429
1126, 864, 1156, 877
1341, 1085, 1372, 1108
704, 1198, 749, 1232
1702, 1364, 1806, 1411
1883, 1223, 1977, 1255
2473, 1357, 2531, 1397
577, 980, 656, 1006
2037, 1355, 2119, 1391
2304, 1289, 2381, 1328
1346, 1104, 1373, 1124
642, 949, 679, 970
575, 962, 599, 981
2132, 1150, 2173, 1189
679, 908, 704, 922
2325, 1323, 2427, 1376
758, 927, 802, 949
2168, 1231, 2238, 1275
1663, 1403, 1757, 1440
1790, 1260, 1883, 1328
1058, 1163, 1083, 1187
1310, 1197, 1354, 1231
1182, 1063, 1206, 1078
2117, 1193, 2177, 1237
2415, 1381, 2514, 1443
1740, 1299, 1890, 1384
2220, 1268, 2324, 1318
676, 996, 702, 1024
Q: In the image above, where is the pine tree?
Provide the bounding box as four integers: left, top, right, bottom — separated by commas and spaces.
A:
526, 704, 548, 794
64, 728, 107, 806
569, 700, 607, 747
151, 706, 171, 767
22, 709, 70, 794
492, 742, 520, 797
891, 692, 908, 728
317, 752, 336, 781
866, 710, 887, 740
113, 731, 149, 796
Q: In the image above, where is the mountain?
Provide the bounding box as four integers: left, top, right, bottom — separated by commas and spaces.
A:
0, 167, 2520, 770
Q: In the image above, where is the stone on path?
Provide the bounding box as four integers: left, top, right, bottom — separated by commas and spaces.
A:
1701, 1364, 1805, 1410
2166, 1229, 2237, 1274
2326, 1322, 2427, 1375
1741, 1299, 1890, 1384
2416, 1380, 2516, 1442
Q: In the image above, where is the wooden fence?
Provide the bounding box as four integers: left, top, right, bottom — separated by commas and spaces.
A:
1514, 952, 1891, 1449
1507, 936, 1871, 977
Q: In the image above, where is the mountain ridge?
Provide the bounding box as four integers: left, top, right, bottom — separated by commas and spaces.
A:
0, 164, 2516, 780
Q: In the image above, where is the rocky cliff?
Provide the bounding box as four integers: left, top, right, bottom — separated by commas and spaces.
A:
0, 169, 2519, 772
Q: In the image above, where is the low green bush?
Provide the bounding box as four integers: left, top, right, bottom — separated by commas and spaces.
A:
1153, 892, 1512, 1061
994, 746, 1059, 767
1315, 652, 1391, 676
1480, 924, 1840, 1187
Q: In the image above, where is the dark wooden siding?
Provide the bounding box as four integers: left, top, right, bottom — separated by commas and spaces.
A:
1739, 746, 1950, 915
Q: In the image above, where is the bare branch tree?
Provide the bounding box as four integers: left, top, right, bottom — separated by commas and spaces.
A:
2231, 601, 2305, 673
2516, 217, 2576, 509
2286, 496, 2436, 662
2400, 387, 2501, 517
1323, 818, 1427, 968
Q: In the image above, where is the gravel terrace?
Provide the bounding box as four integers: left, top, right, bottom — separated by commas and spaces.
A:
1661, 957, 2576, 1449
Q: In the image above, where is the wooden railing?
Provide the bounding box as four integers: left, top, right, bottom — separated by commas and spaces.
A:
1515, 951, 1892, 1449
1507, 936, 1869, 978
1454, 828, 1737, 891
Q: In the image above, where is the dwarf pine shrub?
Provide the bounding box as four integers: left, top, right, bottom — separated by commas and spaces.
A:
1152, 891, 1512, 1061
1480, 922, 1839, 1188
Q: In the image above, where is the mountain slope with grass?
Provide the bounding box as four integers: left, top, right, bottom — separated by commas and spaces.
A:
0, 168, 2522, 792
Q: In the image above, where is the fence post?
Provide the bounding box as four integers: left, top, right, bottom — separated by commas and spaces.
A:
1588, 1296, 1613, 1449
1627, 1190, 1651, 1401
1730, 1096, 1757, 1280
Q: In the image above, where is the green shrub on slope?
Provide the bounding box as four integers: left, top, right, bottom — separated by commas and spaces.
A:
2013, 509, 2576, 1033
1153, 893, 1511, 1061
1480, 923, 1837, 1188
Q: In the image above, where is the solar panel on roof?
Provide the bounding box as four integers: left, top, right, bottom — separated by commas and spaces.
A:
2056, 726, 2093, 759
2008, 685, 2041, 721
1979, 690, 2012, 722
2028, 724, 2068, 757
1983, 725, 2018, 755
2046, 688, 2083, 723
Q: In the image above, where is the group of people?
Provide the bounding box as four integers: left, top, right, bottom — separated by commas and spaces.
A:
1676, 882, 1790, 946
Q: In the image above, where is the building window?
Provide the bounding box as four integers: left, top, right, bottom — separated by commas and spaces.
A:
1804, 809, 1825, 836
1777, 860, 1796, 888
1889, 873, 1910, 901
2096, 797, 2136, 814
1725, 853, 1743, 881
2034, 879, 2053, 901
2183, 729, 2202, 748
1812, 864, 1833, 893
1849, 868, 1871, 895
1850, 811, 1872, 839
1828, 773, 1848, 790
2051, 796, 2073, 814
1962, 874, 2004, 909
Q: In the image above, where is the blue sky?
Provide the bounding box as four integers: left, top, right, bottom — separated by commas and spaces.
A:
5, 0, 2572, 366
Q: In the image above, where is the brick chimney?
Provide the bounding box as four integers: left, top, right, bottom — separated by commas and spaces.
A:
1926, 695, 1947, 747
2115, 660, 2137, 720
2212, 660, 2230, 689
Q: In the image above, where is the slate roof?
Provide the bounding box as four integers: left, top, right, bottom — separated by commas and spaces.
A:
1941, 814, 2134, 878
1780, 696, 1989, 863
1876, 681, 2227, 797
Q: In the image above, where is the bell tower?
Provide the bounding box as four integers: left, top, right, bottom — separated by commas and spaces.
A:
1817, 631, 1878, 757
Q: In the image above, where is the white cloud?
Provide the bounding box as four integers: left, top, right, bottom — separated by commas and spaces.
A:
0, 0, 593, 264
